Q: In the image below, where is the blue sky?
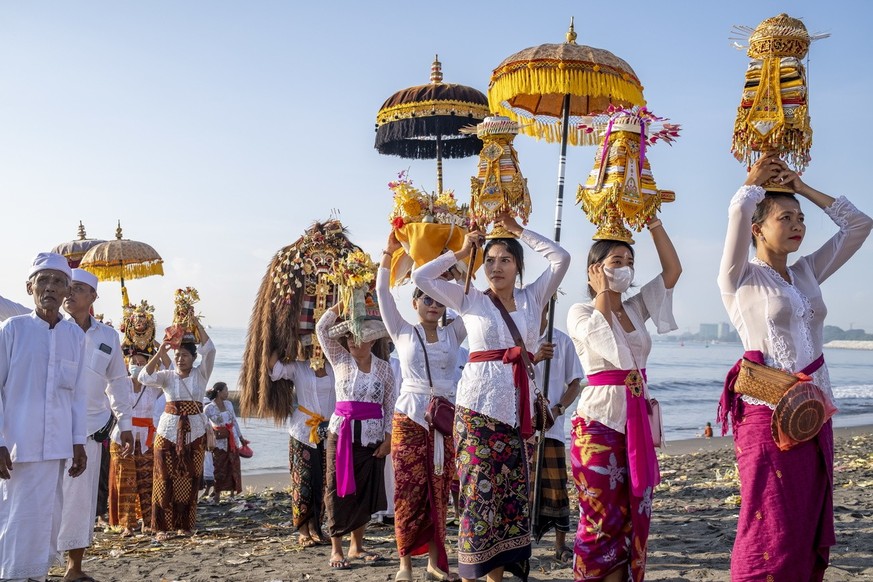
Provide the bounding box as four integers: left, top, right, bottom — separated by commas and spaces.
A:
1, 1, 871, 334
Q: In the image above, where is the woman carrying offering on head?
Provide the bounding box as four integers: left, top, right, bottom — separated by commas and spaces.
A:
204, 381, 244, 504
566, 217, 681, 582
412, 212, 570, 582
139, 317, 214, 540
267, 349, 335, 548
316, 303, 395, 570
717, 154, 872, 580
377, 231, 466, 582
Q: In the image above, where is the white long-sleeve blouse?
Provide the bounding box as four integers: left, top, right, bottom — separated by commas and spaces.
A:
138, 339, 216, 444
717, 186, 872, 407
269, 360, 336, 447
412, 229, 570, 427
567, 275, 677, 434
376, 267, 467, 430
315, 310, 396, 446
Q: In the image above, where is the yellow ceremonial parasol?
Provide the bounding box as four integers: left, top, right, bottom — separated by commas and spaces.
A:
489, 18, 646, 539
79, 221, 164, 307
51, 221, 106, 269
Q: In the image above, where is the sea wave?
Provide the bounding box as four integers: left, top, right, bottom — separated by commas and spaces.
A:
833, 385, 873, 399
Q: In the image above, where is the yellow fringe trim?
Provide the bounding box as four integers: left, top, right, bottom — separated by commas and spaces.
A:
81, 260, 164, 282
377, 99, 489, 126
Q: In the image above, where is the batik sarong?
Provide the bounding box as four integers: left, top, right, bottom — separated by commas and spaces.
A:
532, 437, 571, 541
455, 406, 531, 580
109, 440, 154, 529
289, 435, 326, 529
152, 432, 206, 532
324, 430, 386, 537
392, 413, 453, 572
212, 445, 242, 495
731, 403, 834, 581
571, 416, 651, 582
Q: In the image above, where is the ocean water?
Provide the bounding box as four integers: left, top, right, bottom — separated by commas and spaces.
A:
204, 328, 873, 475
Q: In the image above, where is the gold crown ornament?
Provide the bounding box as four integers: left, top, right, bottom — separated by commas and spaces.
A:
730, 14, 829, 186
163, 287, 201, 349
121, 299, 157, 358
463, 116, 531, 238
576, 106, 681, 244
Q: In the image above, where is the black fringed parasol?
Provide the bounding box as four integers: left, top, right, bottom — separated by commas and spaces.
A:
375, 56, 489, 193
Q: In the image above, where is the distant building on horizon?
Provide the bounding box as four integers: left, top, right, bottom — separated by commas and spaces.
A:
699, 323, 718, 341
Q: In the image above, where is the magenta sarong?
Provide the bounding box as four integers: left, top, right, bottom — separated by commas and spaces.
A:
731, 403, 834, 580
586, 369, 659, 496
334, 401, 382, 497
570, 416, 650, 582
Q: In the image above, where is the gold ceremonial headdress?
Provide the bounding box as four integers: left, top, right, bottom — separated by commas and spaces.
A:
463, 116, 531, 238
576, 106, 681, 243
164, 287, 201, 348
730, 14, 829, 180
121, 299, 156, 359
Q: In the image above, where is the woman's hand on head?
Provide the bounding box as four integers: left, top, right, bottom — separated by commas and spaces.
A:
494, 211, 523, 236
459, 226, 485, 259
744, 153, 783, 187
587, 263, 609, 296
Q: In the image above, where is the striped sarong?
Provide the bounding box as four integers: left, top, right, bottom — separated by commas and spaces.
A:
109, 440, 154, 529
532, 437, 571, 541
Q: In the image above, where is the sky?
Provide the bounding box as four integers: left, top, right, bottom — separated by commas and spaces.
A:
1, 1, 872, 335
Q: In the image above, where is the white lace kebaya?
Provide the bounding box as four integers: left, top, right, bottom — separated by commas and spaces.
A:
718, 185, 873, 408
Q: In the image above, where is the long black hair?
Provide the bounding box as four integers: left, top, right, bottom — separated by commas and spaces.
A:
483, 237, 525, 285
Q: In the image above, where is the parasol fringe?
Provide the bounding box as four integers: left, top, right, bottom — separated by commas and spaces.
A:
82, 260, 164, 281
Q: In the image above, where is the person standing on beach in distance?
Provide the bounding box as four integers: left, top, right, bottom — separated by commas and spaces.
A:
0, 253, 88, 582
702, 422, 713, 439
717, 154, 872, 580
377, 231, 466, 582
530, 304, 584, 565
316, 303, 395, 571
413, 212, 571, 582
267, 349, 335, 548
566, 219, 681, 582
57, 269, 134, 582
139, 317, 215, 540
204, 382, 245, 504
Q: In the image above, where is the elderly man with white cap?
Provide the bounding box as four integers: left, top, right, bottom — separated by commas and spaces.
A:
56, 268, 134, 582
0, 252, 88, 582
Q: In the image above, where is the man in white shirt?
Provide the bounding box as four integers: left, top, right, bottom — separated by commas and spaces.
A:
531, 306, 584, 563
0, 253, 88, 582
57, 269, 134, 582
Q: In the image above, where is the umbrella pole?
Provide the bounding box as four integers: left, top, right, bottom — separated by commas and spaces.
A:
532, 92, 571, 537
435, 134, 444, 195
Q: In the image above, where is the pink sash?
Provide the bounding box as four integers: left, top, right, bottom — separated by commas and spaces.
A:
334, 401, 383, 497
586, 368, 659, 496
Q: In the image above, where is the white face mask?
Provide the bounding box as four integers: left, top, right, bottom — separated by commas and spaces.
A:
604, 266, 634, 293
128, 364, 143, 379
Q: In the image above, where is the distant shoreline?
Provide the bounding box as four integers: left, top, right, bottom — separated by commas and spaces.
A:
824, 340, 873, 350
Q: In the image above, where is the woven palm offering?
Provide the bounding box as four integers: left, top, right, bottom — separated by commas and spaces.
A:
240, 220, 361, 422
386, 171, 477, 286
771, 381, 835, 450
730, 13, 828, 189
463, 116, 531, 239
576, 106, 681, 243
734, 358, 797, 405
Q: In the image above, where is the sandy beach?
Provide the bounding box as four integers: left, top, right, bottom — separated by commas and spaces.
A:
51, 426, 873, 581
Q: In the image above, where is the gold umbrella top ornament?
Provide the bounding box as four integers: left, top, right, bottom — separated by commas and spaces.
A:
577, 106, 681, 244
488, 18, 645, 146
730, 13, 829, 183
462, 116, 532, 238
79, 221, 164, 307
51, 221, 106, 269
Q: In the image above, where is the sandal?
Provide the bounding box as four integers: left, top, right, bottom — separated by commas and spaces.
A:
329, 557, 351, 570
395, 568, 414, 581
351, 550, 384, 563
425, 566, 461, 581
554, 547, 573, 564
298, 535, 318, 548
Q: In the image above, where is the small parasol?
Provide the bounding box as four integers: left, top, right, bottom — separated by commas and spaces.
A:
489, 18, 646, 540
51, 221, 106, 269
375, 55, 490, 194
79, 221, 164, 307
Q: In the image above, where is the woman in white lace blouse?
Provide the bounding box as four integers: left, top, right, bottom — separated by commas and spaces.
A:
204, 382, 244, 504
413, 212, 569, 582
717, 154, 872, 580
566, 220, 681, 582
316, 304, 395, 571
378, 231, 466, 582
139, 319, 215, 540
